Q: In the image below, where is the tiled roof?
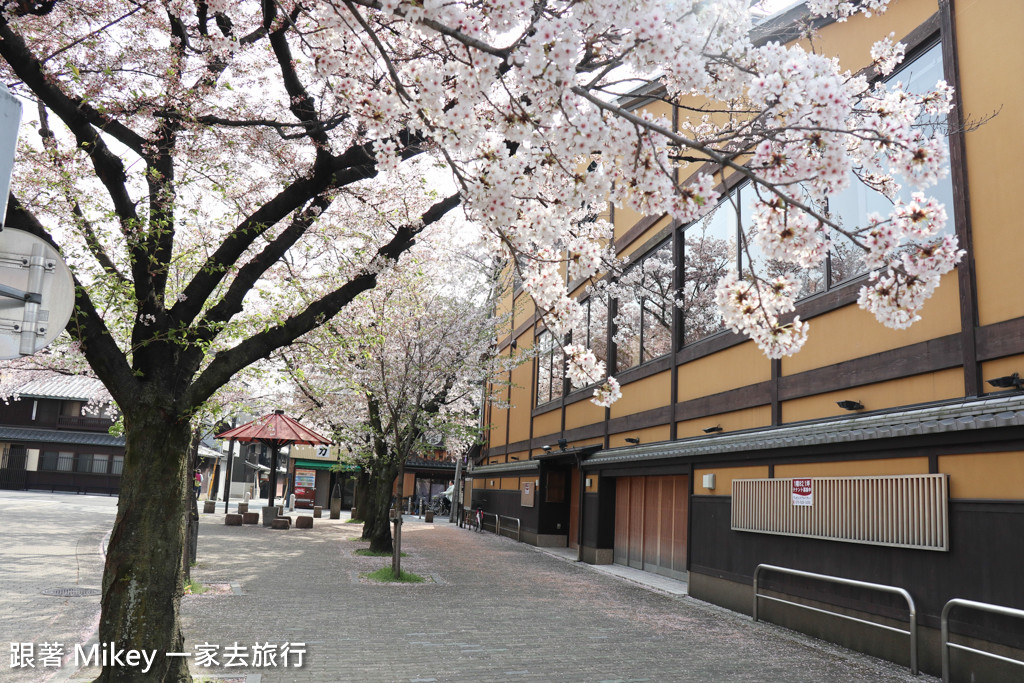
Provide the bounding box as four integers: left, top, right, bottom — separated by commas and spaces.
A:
0, 425, 123, 448
587, 393, 1024, 467
14, 375, 109, 402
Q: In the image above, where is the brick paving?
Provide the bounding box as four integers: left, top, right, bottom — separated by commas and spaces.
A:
1, 492, 937, 682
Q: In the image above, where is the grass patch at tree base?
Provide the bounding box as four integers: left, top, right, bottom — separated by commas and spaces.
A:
345, 518, 363, 524
363, 567, 426, 583
355, 548, 407, 557
183, 579, 206, 595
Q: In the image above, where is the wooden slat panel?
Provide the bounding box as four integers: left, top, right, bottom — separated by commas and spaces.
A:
629, 477, 645, 568
731, 474, 949, 551
614, 478, 629, 565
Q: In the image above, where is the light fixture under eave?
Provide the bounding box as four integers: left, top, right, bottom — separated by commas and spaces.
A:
557, 438, 568, 451
837, 400, 864, 411
541, 445, 551, 453
703, 425, 723, 433
624, 437, 640, 445
987, 373, 1024, 389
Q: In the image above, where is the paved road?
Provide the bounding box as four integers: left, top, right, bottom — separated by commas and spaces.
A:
1, 492, 936, 682
0, 491, 114, 683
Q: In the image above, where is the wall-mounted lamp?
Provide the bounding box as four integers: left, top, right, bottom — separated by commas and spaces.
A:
624, 437, 640, 445
987, 373, 1024, 389
510, 456, 519, 461
510, 339, 518, 350
541, 445, 551, 453
703, 425, 723, 433
837, 400, 864, 411
557, 438, 568, 451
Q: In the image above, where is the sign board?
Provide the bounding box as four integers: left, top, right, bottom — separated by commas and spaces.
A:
792, 478, 813, 506
0, 228, 75, 359
0, 82, 22, 222
521, 480, 536, 508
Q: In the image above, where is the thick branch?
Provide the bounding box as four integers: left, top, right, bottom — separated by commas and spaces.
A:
184, 192, 460, 407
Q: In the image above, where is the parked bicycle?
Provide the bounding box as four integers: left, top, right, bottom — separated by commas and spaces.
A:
428, 494, 450, 516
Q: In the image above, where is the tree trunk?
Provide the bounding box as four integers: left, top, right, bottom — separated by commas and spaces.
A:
365, 462, 400, 553
353, 469, 370, 521
96, 408, 192, 682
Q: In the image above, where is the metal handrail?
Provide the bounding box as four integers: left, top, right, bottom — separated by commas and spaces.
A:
753, 564, 918, 675
941, 598, 1024, 683
497, 515, 521, 542
481, 511, 498, 533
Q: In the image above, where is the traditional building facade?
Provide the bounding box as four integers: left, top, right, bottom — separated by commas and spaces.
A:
0, 375, 123, 494
474, 0, 1024, 678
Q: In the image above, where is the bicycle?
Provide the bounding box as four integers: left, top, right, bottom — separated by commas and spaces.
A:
465, 507, 483, 532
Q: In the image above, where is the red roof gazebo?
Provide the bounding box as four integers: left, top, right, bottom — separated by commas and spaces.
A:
216, 410, 330, 511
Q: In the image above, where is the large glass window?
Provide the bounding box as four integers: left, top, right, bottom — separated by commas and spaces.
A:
571, 296, 610, 371
827, 40, 954, 285
92, 454, 109, 474
615, 240, 676, 371
535, 330, 564, 406
682, 199, 736, 345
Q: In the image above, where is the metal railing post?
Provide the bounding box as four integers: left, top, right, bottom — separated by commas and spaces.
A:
941, 598, 1024, 683
753, 564, 918, 675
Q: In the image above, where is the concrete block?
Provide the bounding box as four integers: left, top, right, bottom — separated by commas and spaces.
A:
225, 513, 243, 526
295, 516, 313, 529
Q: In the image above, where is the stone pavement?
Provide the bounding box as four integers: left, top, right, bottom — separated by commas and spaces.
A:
1, 492, 938, 682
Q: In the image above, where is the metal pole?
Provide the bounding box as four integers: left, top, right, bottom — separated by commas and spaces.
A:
222, 438, 236, 513
268, 444, 279, 509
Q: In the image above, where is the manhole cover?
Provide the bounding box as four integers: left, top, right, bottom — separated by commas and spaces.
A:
41, 587, 101, 597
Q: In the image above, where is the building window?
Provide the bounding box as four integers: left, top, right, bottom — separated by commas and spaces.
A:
57, 452, 74, 471
682, 206, 736, 345
571, 296, 610, 377
75, 453, 93, 473
535, 329, 564, 406
826, 39, 954, 286
111, 455, 124, 475
614, 240, 675, 371
677, 39, 953, 344
92, 454, 109, 474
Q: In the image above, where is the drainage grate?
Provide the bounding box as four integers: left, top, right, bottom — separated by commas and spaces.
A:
41, 587, 102, 597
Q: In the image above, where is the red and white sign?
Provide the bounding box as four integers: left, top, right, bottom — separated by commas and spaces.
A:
792, 478, 813, 506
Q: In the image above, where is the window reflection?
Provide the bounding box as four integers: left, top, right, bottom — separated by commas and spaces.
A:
827, 41, 953, 285
683, 201, 735, 345
615, 240, 676, 370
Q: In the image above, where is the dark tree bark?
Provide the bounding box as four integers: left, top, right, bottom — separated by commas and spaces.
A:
97, 403, 192, 683
353, 469, 371, 520
365, 460, 401, 553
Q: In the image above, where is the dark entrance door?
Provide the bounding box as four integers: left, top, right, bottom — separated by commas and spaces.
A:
0, 445, 28, 490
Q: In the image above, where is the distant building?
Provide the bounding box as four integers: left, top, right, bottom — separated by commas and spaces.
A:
0, 375, 123, 494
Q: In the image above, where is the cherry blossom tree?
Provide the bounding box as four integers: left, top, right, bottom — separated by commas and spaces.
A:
0, 0, 960, 678
281, 236, 496, 574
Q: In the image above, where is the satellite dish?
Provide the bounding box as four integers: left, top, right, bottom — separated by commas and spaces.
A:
0, 228, 75, 359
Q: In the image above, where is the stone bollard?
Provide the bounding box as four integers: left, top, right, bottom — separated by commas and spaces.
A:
425, 510, 434, 523
271, 518, 290, 529
225, 513, 243, 526
203, 500, 216, 514
330, 499, 341, 520
262, 505, 277, 527
296, 516, 313, 529
237, 502, 248, 515
313, 506, 322, 518
242, 512, 260, 525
